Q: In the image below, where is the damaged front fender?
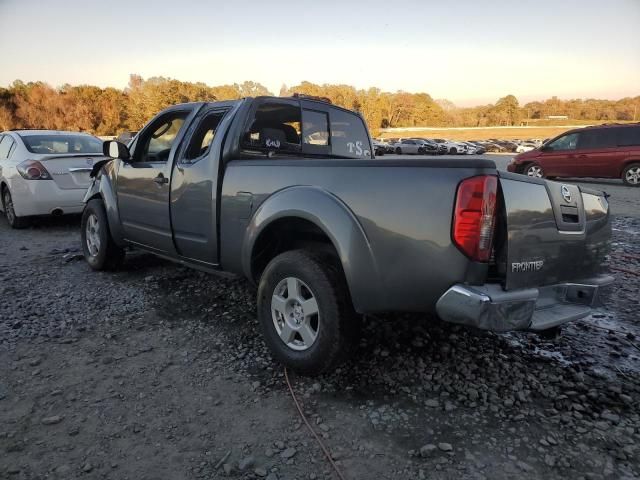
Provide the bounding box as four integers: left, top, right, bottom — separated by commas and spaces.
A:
83, 159, 126, 247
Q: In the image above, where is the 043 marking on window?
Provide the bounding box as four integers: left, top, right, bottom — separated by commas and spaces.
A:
346, 141, 370, 156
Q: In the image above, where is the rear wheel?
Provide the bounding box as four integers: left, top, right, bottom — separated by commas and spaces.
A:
257, 249, 359, 375
622, 163, 640, 186
525, 163, 544, 178
449, 147, 457, 154
2, 188, 29, 229
81, 199, 125, 270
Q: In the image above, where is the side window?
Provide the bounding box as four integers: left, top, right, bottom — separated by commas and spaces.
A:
0, 135, 13, 159
330, 109, 372, 158
135, 112, 188, 163
302, 110, 329, 146
548, 132, 579, 151
183, 110, 227, 162
618, 126, 640, 147
243, 101, 301, 154
579, 129, 616, 150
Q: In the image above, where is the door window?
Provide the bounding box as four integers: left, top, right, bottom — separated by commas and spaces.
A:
548, 132, 579, 151
578, 129, 616, 150
302, 110, 329, 146
135, 112, 188, 163
183, 110, 227, 162
243, 100, 301, 154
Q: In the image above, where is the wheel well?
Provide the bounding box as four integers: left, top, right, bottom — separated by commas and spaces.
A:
251, 217, 341, 283
0, 182, 6, 208
621, 160, 640, 174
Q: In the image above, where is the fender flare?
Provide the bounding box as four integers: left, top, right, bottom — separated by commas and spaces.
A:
83, 162, 126, 247
242, 186, 381, 313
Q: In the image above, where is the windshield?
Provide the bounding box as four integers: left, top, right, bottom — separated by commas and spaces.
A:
21, 134, 103, 155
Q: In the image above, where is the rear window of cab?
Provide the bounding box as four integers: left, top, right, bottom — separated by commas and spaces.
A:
242, 99, 372, 159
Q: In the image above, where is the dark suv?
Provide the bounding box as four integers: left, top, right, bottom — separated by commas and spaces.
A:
508, 123, 640, 186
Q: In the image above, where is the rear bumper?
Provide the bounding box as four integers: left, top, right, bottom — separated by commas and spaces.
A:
435, 275, 614, 332
10, 179, 85, 217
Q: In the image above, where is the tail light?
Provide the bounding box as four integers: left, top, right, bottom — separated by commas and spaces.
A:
17, 160, 52, 180
452, 175, 497, 262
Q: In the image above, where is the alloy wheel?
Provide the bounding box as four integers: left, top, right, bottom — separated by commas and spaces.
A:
3, 190, 15, 225
527, 165, 543, 178
85, 213, 101, 257
271, 276, 320, 351
625, 166, 640, 185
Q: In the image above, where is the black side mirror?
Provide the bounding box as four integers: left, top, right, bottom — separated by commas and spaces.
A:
540, 145, 552, 152
103, 140, 131, 161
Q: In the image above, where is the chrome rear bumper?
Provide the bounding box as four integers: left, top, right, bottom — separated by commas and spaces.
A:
435, 275, 614, 332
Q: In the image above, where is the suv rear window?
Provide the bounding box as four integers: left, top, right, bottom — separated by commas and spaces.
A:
617, 126, 640, 147
579, 128, 617, 149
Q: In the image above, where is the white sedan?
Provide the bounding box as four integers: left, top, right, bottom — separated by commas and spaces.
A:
0, 130, 106, 228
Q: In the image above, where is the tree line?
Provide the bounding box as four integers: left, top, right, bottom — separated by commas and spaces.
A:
0, 75, 637, 135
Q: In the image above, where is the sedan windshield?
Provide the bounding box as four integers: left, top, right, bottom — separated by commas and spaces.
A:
21, 134, 103, 154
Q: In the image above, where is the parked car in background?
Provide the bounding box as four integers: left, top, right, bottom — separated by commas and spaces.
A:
82, 96, 613, 374
433, 138, 466, 154
410, 138, 439, 154
515, 142, 537, 153
508, 123, 640, 185
372, 140, 386, 156
394, 138, 426, 154
115, 131, 138, 145
0, 130, 106, 228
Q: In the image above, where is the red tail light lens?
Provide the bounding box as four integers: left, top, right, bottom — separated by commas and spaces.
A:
452, 175, 497, 262
17, 160, 52, 180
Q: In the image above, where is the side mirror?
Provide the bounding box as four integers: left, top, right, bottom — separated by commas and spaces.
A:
540, 145, 552, 152
103, 140, 131, 161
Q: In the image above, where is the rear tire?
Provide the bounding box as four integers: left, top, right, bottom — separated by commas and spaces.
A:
2, 188, 29, 229
524, 163, 545, 178
622, 163, 640, 186
449, 147, 457, 154
257, 249, 359, 375
81, 199, 125, 271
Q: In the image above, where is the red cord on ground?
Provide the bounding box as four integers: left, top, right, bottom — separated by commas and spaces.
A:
284, 368, 348, 480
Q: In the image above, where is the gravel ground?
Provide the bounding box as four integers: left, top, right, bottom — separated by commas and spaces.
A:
1, 168, 639, 480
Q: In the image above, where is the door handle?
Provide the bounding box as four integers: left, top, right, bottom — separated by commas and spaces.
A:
153, 173, 168, 185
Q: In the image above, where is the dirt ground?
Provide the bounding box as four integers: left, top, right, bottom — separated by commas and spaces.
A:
1, 172, 639, 480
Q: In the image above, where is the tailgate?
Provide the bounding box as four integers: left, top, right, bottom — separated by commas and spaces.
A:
497, 171, 610, 290
39, 154, 107, 190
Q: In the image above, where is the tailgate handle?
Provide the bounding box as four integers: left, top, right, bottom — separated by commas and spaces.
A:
560, 205, 579, 223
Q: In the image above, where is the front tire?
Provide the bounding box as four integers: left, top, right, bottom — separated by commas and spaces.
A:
395, 147, 402, 155
257, 250, 359, 375
622, 163, 640, 186
81, 199, 125, 270
449, 147, 457, 154
525, 163, 545, 178
2, 188, 29, 229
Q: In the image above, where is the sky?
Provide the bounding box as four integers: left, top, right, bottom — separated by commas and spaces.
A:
0, 0, 638, 107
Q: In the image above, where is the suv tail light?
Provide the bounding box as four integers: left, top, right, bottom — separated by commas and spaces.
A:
452, 175, 497, 262
17, 160, 52, 180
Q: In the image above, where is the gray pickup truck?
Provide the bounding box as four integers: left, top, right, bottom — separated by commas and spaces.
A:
82, 95, 613, 374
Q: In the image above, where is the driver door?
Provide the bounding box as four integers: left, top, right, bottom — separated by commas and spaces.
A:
117, 106, 197, 252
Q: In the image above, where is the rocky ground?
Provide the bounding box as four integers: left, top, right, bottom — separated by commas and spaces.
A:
1, 186, 639, 480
